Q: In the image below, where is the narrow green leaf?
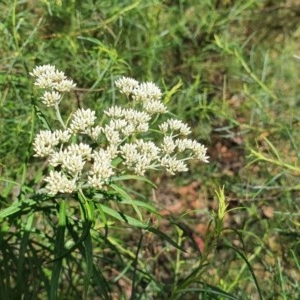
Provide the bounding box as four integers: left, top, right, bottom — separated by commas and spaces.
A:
33, 105, 52, 130
58, 200, 66, 226
92, 265, 112, 299
176, 286, 238, 299
111, 174, 157, 188
83, 232, 93, 298
48, 221, 92, 263
99, 204, 185, 251
0, 198, 36, 219
118, 198, 159, 215
99, 204, 148, 228
78, 190, 94, 222
147, 227, 186, 252
16, 213, 34, 296
224, 244, 263, 300
164, 79, 182, 104
49, 225, 66, 300
110, 183, 143, 221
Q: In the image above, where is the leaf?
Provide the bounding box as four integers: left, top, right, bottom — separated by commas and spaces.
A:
0, 198, 37, 220
49, 225, 66, 300
99, 204, 185, 251
111, 174, 157, 188
164, 79, 182, 104
58, 200, 67, 226
48, 221, 92, 263
147, 226, 186, 252
110, 183, 143, 221
99, 204, 148, 228
83, 232, 93, 298
224, 244, 263, 300
33, 105, 52, 130
16, 214, 34, 295
118, 199, 159, 215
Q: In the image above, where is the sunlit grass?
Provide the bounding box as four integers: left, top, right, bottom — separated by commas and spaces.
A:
1, 0, 300, 299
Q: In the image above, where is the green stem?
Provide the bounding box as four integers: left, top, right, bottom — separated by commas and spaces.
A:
174, 227, 184, 287
54, 103, 66, 129
12, 0, 20, 52
78, 189, 94, 222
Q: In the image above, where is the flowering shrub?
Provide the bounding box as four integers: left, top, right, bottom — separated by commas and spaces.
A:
31, 65, 209, 196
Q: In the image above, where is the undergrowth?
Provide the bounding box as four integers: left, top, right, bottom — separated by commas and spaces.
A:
1, 0, 300, 299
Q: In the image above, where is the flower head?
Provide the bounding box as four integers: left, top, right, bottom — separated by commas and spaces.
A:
44, 170, 76, 195
33, 130, 60, 157
30, 65, 56, 77
88, 149, 114, 189
160, 156, 188, 175
176, 139, 209, 163
115, 76, 139, 97
69, 108, 96, 134
159, 119, 191, 136
30, 65, 76, 106
32, 67, 209, 196
119, 140, 160, 175
132, 81, 162, 102
142, 100, 168, 115
40, 91, 62, 107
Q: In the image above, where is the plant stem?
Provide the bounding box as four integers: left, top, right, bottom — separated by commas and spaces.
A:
54, 103, 66, 129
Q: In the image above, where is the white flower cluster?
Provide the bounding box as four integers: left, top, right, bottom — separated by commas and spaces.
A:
32, 67, 209, 196
30, 65, 76, 106
115, 76, 167, 114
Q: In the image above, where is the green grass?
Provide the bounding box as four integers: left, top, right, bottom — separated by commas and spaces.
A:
1, 0, 300, 299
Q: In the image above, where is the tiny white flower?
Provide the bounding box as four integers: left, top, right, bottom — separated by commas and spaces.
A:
176, 139, 209, 163
135, 140, 160, 159
54, 129, 71, 143
54, 79, 76, 92
87, 174, 104, 190
161, 136, 177, 154
50, 70, 66, 83
49, 150, 65, 167
33, 130, 60, 157
30, 65, 56, 77
90, 125, 103, 141
142, 100, 168, 115
108, 119, 128, 131
66, 143, 93, 160
160, 156, 188, 175
159, 119, 191, 136
115, 76, 139, 97
133, 81, 162, 102
62, 153, 86, 174
104, 106, 124, 118
102, 125, 121, 144
119, 143, 139, 167
40, 91, 62, 107
69, 108, 96, 134
106, 144, 119, 159
119, 140, 159, 175
34, 76, 56, 89
31, 65, 76, 107
49, 143, 92, 174
133, 158, 152, 176
124, 109, 151, 126
121, 123, 135, 136
88, 149, 114, 189
193, 145, 209, 162
92, 149, 112, 166
136, 122, 149, 132
44, 170, 76, 195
